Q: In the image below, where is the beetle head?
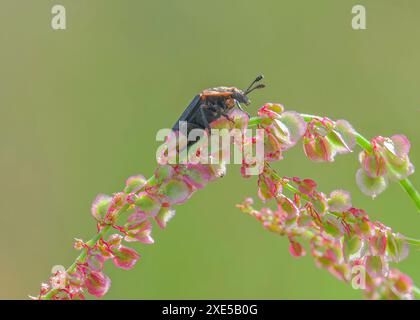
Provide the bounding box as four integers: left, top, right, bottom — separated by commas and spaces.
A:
233, 75, 265, 106
231, 91, 251, 105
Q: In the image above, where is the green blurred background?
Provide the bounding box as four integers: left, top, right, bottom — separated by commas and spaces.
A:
1, 0, 419, 299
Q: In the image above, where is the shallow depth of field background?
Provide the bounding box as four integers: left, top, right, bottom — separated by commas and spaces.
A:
1, 0, 419, 299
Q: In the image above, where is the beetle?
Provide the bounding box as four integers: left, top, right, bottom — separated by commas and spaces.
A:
172, 75, 265, 136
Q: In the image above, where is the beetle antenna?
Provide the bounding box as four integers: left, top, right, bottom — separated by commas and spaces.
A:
245, 83, 265, 95
244, 75, 264, 94
244, 75, 265, 95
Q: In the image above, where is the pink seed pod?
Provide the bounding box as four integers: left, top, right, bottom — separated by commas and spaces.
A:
258, 103, 285, 119
112, 246, 140, 270
124, 214, 154, 244
159, 179, 193, 205
328, 190, 352, 213
124, 175, 147, 193
91, 194, 112, 223
356, 168, 388, 198
84, 271, 111, 298
155, 206, 176, 229
134, 192, 161, 216
303, 134, 334, 162
289, 240, 306, 257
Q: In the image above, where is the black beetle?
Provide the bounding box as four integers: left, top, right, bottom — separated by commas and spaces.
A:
172, 75, 265, 135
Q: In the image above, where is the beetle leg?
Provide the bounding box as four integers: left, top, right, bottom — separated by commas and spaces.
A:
209, 104, 222, 117
219, 109, 235, 124
223, 114, 236, 124
209, 104, 234, 124
206, 104, 218, 114
226, 115, 235, 124
236, 102, 250, 118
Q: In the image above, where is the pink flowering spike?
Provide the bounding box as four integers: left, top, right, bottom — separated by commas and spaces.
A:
382, 137, 404, 165
124, 216, 154, 244
124, 175, 147, 193
68, 271, 85, 289
258, 174, 281, 202
391, 269, 413, 296
297, 214, 313, 229
385, 155, 414, 181
126, 211, 147, 224
263, 131, 283, 162
331, 265, 351, 282
323, 216, 343, 238
267, 120, 292, 146
85, 271, 111, 298
334, 120, 356, 152
126, 193, 138, 205
71, 292, 86, 300
257, 179, 272, 202
155, 206, 176, 229
112, 192, 126, 207
112, 246, 140, 270
154, 165, 175, 184
132, 208, 148, 221
294, 178, 317, 197
91, 194, 112, 223
326, 130, 352, 154
327, 190, 352, 212
365, 256, 387, 278
303, 135, 334, 162
182, 164, 212, 189
105, 192, 126, 224
311, 192, 328, 216
134, 192, 161, 216
382, 135, 414, 182
369, 232, 387, 256
390, 135, 410, 157
210, 109, 248, 130
258, 103, 284, 119
353, 219, 373, 239
49, 270, 68, 293
279, 111, 306, 148
159, 179, 193, 205
348, 207, 368, 219
107, 234, 123, 248
386, 232, 409, 263
356, 168, 388, 198
236, 197, 255, 215
342, 234, 365, 262
73, 238, 85, 251
228, 109, 249, 130
86, 253, 106, 272
244, 197, 254, 206
359, 150, 387, 178
209, 115, 232, 129
277, 195, 299, 220
97, 242, 113, 260
289, 240, 306, 257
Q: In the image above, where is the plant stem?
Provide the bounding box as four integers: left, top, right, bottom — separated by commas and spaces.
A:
399, 179, 420, 213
